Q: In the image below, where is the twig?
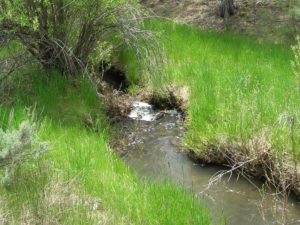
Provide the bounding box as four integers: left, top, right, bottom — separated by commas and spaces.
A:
198, 157, 257, 195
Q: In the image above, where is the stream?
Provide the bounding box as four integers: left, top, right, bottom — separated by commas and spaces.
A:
122, 102, 300, 225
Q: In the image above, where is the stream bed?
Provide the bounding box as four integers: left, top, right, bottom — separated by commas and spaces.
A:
122, 102, 300, 225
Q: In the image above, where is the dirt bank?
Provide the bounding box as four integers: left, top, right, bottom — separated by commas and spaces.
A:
142, 0, 299, 43
95, 71, 189, 122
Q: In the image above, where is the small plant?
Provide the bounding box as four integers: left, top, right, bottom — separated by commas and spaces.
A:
128, 84, 140, 95
0, 120, 49, 187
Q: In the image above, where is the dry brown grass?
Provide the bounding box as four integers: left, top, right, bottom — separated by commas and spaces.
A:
0, 176, 108, 225
191, 132, 300, 199
0, 197, 9, 225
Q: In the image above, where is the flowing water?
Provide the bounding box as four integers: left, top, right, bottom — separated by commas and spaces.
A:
123, 102, 300, 225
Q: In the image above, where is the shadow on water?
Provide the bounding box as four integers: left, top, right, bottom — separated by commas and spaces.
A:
121, 102, 300, 225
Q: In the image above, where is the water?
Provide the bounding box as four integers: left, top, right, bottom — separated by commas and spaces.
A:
122, 102, 300, 225
128, 102, 158, 121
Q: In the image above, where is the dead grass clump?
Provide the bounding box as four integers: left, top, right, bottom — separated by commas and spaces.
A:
93, 76, 189, 123
2, 176, 106, 225
148, 86, 190, 114
0, 197, 9, 225
192, 134, 300, 199
37, 177, 103, 225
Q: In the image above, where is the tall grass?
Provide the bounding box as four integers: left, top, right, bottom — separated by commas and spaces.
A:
122, 20, 299, 161
0, 70, 211, 224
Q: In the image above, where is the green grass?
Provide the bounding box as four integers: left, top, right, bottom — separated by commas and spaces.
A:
122, 20, 300, 161
0, 70, 211, 224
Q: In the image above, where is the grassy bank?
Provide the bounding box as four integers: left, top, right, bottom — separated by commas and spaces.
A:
122, 21, 300, 192
0, 71, 211, 224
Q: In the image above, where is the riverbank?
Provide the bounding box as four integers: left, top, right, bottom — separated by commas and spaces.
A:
120, 20, 300, 198
120, 101, 300, 225
0, 71, 211, 224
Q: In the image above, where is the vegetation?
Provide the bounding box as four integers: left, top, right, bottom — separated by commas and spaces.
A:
0, 69, 211, 224
0, 0, 155, 76
1, 0, 299, 223
0, 1, 212, 223
122, 20, 300, 193
0, 118, 49, 187
292, 36, 300, 88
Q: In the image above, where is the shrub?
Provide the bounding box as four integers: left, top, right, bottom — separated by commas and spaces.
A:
0, 120, 49, 187
0, 0, 156, 76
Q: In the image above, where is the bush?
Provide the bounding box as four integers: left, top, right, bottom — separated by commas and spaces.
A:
0, 0, 155, 76
0, 120, 49, 187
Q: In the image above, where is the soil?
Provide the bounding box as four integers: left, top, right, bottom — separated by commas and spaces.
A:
142, 0, 300, 44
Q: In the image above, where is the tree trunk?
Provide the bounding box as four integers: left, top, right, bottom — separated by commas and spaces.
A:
220, 0, 235, 28
220, 0, 235, 18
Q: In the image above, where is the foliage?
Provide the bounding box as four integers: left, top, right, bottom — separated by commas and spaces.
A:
0, 117, 49, 187
0, 71, 211, 224
122, 20, 300, 196
0, 177, 101, 225
0, 0, 154, 76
